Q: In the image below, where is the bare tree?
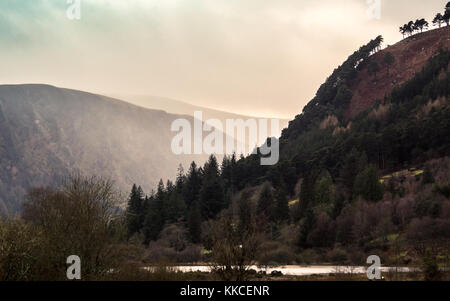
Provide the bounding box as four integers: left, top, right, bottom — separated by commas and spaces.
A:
21, 174, 126, 280
209, 215, 261, 281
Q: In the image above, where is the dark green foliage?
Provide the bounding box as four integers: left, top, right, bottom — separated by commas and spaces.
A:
341, 149, 368, 195
165, 188, 187, 223
125, 35, 450, 254
434, 182, 450, 198
183, 162, 202, 208
353, 165, 384, 201
298, 170, 320, 219
142, 181, 166, 244
238, 190, 254, 234
126, 184, 145, 238
331, 194, 346, 220
199, 155, 224, 219
422, 165, 435, 185
445, 4, 450, 26
188, 201, 202, 244
314, 172, 334, 205
175, 164, 185, 194
221, 154, 237, 194
422, 248, 441, 281
257, 182, 275, 221
283, 36, 384, 141
298, 209, 316, 248
432, 13, 444, 28
414, 18, 429, 32
274, 185, 290, 222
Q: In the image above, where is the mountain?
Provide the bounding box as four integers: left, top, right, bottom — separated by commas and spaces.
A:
346, 26, 449, 118
0, 84, 211, 216
118, 26, 449, 262
226, 27, 449, 194
110, 94, 290, 138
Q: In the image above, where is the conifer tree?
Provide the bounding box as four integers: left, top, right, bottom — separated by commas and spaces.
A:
188, 201, 202, 243
275, 185, 290, 222
353, 165, 384, 202
126, 184, 144, 238
199, 155, 224, 219
257, 182, 275, 221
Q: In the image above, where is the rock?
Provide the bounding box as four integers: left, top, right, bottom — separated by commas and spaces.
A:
270, 270, 283, 277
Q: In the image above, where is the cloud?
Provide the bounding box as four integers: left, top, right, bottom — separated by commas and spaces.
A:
0, 0, 446, 118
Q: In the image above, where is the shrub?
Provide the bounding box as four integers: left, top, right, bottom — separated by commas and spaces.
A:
326, 248, 348, 264
258, 246, 295, 265
422, 249, 441, 281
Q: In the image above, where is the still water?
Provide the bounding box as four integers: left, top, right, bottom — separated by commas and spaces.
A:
163, 265, 414, 276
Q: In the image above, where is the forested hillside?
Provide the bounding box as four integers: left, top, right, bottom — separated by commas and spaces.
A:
125, 26, 449, 270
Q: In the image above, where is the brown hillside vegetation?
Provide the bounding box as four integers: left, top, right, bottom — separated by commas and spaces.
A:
346, 26, 450, 119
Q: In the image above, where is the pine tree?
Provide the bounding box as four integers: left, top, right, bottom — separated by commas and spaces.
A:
188, 201, 202, 244
257, 182, 275, 221
314, 172, 334, 205
299, 171, 318, 218
199, 155, 224, 219
353, 165, 384, 201
221, 155, 236, 194
275, 185, 290, 222
298, 209, 316, 248
126, 184, 144, 238
142, 180, 166, 244
183, 162, 202, 208
166, 190, 187, 223
175, 164, 185, 194
433, 13, 444, 28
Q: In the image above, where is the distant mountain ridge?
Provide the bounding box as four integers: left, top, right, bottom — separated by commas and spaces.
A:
110, 94, 290, 138
0, 84, 211, 216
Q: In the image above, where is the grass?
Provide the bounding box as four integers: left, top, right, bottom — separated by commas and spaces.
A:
380, 168, 424, 183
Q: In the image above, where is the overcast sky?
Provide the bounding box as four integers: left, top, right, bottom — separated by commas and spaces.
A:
0, 0, 446, 118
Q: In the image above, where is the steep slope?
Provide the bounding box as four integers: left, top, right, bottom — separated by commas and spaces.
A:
347, 26, 449, 118
0, 84, 210, 216
230, 28, 449, 194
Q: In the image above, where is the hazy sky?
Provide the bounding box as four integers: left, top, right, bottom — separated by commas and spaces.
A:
0, 0, 446, 119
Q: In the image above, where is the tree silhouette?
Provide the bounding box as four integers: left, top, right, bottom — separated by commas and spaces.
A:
444, 8, 450, 26
199, 155, 224, 219
414, 18, 428, 33
405, 21, 414, 36
126, 184, 145, 238
442, 2, 450, 26
188, 200, 202, 243
399, 25, 407, 38
433, 13, 444, 28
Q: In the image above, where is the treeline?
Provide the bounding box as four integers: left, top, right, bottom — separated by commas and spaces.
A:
233, 48, 449, 198
126, 155, 291, 245
400, 2, 450, 38
283, 35, 384, 141
125, 47, 449, 267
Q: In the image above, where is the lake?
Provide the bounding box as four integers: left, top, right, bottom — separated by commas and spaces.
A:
157, 265, 415, 276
